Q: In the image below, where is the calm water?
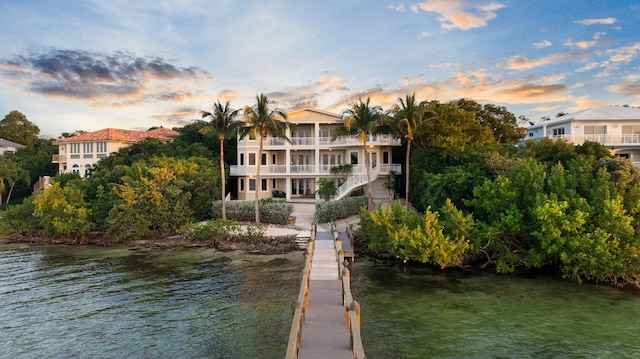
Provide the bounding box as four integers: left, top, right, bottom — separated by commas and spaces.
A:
0, 245, 302, 359
351, 258, 640, 359
3, 246, 640, 359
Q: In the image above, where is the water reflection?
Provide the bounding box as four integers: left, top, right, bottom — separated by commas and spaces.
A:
351, 258, 640, 359
0, 245, 302, 359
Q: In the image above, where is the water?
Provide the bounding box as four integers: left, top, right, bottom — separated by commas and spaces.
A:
4, 245, 640, 359
351, 258, 640, 359
0, 245, 302, 359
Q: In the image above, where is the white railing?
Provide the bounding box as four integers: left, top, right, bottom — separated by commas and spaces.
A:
261, 135, 401, 148
334, 167, 379, 200
548, 134, 640, 146
230, 163, 401, 176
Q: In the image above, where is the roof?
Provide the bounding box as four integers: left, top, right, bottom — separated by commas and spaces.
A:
529, 106, 640, 129
0, 138, 27, 148
54, 127, 180, 144
286, 108, 341, 118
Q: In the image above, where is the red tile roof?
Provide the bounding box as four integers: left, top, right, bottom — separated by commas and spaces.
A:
54, 127, 180, 144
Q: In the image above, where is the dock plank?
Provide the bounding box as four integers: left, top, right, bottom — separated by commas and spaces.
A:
298, 226, 353, 359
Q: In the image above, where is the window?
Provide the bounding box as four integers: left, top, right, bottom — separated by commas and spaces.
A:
249, 153, 256, 166
240, 153, 244, 166
70, 143, 80, 159
262, 153, 267, 166
585, 125, 606, 134
239, 178, 244, 191
552, 127, 565, 137
84, 164, 92, 178
83, 142, 94, 158
272, 179, 277, 188
272, 154, 276, 164
350, 152, 358, 165
96, 142, 107, 153
72, 164, 80, 174
528, 132, 534, 137
249, 179, 256, 191
383, 151, 389, 164
622, 125, 640, 143
584, 125, 605, 141
261, 179, 267, 191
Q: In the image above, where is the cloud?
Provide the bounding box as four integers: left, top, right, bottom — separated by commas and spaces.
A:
574, 18, 616, 25
415, 0, 505, 30
606, 42, 640, 63
498, 51, 587, 70
533, 40, 552, 49
608, 81, 640, 97
564, 32, 607, 49
0, 49, 210, 104
388, 3, 406, 12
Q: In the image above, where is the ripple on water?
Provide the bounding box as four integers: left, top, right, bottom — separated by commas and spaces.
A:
0, 246, 303, 359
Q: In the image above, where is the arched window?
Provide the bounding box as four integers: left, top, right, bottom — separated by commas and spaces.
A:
84, 164, 93, 178
72, 164, 80, 175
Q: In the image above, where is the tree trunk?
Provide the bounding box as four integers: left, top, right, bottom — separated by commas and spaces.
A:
6, 182, 16, 205
364, 140, 373, 210
255, 135, 264, 225
405, 140, 411, 210
220, 137, 227, 220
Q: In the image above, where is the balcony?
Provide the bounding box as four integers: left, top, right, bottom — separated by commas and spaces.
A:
260, 135, 401, 149
229, 163, 402, 176
549, 134, 640, 146
52, 154, 65, 163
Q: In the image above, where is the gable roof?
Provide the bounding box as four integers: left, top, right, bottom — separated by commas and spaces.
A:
54, 127, 180, 144
0, 138, 27, 148
529, 106, 640, 129
286, 108, 341, 118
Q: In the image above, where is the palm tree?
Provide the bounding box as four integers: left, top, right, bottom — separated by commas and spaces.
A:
200, 100, 243, 220
332, 97, 385, 210
240, 94, 295, 225
390, 93, 436, 209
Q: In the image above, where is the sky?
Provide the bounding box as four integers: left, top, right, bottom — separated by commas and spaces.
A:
1, 0, 640, 139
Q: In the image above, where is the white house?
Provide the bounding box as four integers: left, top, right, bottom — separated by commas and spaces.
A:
230, 108, 402, 201
52, 127, 179, 177
524, 106, 640, 165
0, 138, 26, 155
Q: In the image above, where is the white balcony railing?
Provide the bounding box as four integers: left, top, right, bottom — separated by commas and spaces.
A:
261, 135, 401, 148
549, 134, 640, 146
229, 163, 401, 176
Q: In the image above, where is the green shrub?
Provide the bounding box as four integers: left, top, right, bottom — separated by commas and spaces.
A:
183, 219, 238, 240
212, 200, 293, 225
315, 196, 368, 223
0, 197, 41, 236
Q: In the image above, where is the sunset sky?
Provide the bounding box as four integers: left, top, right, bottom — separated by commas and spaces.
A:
1, 0, 639, 138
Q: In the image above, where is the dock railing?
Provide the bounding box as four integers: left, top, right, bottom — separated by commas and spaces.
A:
334, 220, 366, 359
285, 219, 366, 359
285, 220, 316, 359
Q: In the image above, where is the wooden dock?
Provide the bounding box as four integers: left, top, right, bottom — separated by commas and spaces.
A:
285, 221, 366, 359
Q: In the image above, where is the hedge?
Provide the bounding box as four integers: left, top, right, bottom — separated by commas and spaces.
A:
211, 200, 294, 225
315, 196, 368, 223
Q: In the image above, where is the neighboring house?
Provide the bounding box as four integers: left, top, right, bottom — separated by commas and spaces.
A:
524, 106, 640, 165
230, 108, 402, 201
53, 127, 180, 177
0, 138, 26, 155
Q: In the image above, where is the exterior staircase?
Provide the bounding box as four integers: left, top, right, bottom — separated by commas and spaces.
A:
334, 167, 379, 200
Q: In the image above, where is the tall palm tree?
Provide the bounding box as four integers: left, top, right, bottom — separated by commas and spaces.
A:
390, 94, 436, 209
332, 97, 385, 210
200, 100, 243, 220
240, 94, 294, 225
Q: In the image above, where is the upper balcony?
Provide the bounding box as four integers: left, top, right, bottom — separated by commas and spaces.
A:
52, 154, 65, 163
254, 134, 401, 149
548, 134, 640, 147
229, 163, 402, 177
